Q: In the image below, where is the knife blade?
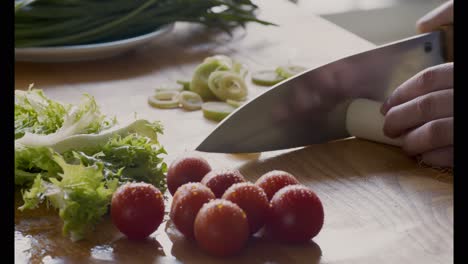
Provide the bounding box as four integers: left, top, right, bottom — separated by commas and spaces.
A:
196, 30, 449, 153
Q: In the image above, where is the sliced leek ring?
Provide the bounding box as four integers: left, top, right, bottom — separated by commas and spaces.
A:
251, 70, 285, 86
208, 71, 247, 101
226, 99, 244, 108
275, 65, 307, 78
148, 91, 180, 109
190, 60, 230, 100
154, 85, 183, 93
176, 80, 191, 91
179, 91, 203, 111
202, 102, 236, 122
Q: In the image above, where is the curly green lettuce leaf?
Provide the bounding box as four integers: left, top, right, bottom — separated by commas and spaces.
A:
15, 120, 167, 191
63, 132, 167, 192
18, 174, 48, 210
20, 155, 119, 241
15, 89, 68, 140
15, 89, 116, 146
14, 144, 62, 185
49, 119, 163, 153
15, 89, 168, 242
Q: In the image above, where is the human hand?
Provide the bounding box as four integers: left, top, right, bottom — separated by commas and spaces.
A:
417, 0, 453, 33
380, 63, 453, 168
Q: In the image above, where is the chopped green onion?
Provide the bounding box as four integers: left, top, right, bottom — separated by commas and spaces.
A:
179, 91, 203, 111
251, 70, 286, 86
202, 102, 236, 122
148, 91, 180, 109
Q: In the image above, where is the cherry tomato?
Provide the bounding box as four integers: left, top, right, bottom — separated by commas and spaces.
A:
266, 185, 324, 243
201, 169, 246, 198
167, 155, 212, 195
222, 182, 269, 235
111, 182, 165, 240
255, 170, 300, 200
170, 182, 215, 239
194, 199, 249, 257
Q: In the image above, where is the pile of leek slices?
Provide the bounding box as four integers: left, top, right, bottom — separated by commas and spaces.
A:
148, 54, 306, 122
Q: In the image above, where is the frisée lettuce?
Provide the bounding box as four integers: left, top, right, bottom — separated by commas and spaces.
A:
20, 155, 119, 241
15, 88, 167, 241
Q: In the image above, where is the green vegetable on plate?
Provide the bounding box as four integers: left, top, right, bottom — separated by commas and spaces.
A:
15, 0, 275, 48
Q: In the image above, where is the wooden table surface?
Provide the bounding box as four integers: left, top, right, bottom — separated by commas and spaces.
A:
14, 1, 453, 263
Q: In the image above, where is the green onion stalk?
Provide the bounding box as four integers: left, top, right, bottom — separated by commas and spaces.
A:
15, 0, 275, 47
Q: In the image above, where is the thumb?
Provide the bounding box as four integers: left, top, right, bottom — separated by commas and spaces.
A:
417, 1, 453, 33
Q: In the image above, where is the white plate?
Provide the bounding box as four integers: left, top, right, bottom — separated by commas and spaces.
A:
15, 23, 175, 63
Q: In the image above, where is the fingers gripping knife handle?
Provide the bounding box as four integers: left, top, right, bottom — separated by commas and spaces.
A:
346, 99, 403, 147
439, 24, 453, 62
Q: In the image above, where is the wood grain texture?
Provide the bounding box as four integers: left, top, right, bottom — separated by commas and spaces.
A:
15, 0, 453, 263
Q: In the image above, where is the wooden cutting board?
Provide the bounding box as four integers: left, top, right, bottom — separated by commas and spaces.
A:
14, 1, 453, 263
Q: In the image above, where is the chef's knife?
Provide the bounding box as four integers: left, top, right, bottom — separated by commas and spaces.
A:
196, 26, 453, 153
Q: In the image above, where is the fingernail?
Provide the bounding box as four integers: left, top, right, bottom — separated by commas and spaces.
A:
380, 98, 390, 115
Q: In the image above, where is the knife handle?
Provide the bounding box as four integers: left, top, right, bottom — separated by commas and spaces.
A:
439, 24, 453, 62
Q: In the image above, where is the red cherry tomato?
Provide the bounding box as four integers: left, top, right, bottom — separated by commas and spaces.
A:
194, 199, 249, 257
170, 182, 215, 239
222, 182, 269, 235
255, 170, 300, 200
266, 185, 324, 243
201, 169, 246, 198
167, 155, 212, 195
111, 182, 165, 240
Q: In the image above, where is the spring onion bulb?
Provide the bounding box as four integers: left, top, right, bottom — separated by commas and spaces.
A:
346, 98, 403, 146
179, 91, 203, 111
208, 71, 248, 101
148, 91, 180, 109
202, 102, 236, 122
